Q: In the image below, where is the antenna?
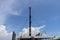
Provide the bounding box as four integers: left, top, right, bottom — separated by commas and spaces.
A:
29, 6, 31, 36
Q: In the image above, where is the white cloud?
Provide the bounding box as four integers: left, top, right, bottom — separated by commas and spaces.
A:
0, 25, 12, 40
0, 0, 20, 15
0, 0, 16, 25
0, 0, 29, 40
0, 0, 28, 25
0, 25, 46, 40
18, 25, 46, 37
0, 0, 42, 25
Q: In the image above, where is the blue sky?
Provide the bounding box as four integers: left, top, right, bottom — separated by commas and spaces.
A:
5, 0, 60, 35
0, 0, 60, 40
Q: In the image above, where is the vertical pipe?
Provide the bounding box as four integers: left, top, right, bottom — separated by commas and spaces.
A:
29, 6, 31, 36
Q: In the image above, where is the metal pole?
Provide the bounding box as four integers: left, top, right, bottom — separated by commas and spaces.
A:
29, 6, 31, 36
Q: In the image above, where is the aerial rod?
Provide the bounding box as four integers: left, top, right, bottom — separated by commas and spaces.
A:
29, 6, 31, 36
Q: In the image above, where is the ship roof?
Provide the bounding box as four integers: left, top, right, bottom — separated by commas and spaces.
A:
17, 36, 54, 39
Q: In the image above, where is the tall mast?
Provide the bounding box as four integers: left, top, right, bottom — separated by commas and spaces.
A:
29, 6, 31, 36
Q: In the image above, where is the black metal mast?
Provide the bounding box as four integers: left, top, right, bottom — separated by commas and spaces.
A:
29, 6, 31, 36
